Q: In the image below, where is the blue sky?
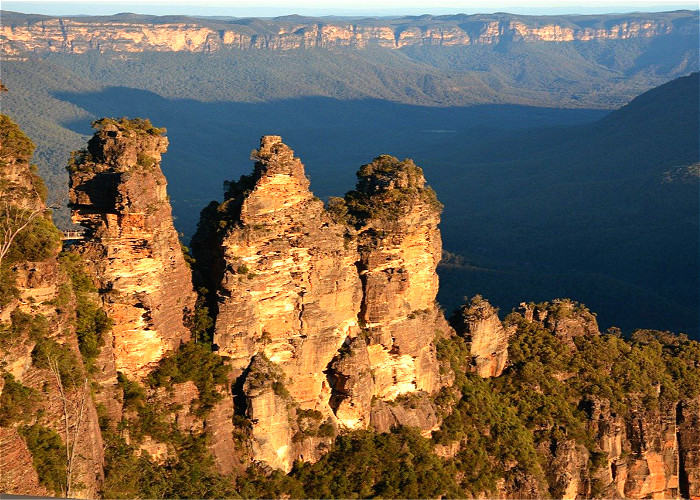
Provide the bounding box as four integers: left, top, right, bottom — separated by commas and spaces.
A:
3, 0, 697, 16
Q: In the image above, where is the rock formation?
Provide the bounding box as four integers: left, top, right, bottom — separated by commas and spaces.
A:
339, 154, 447, 407
3, 116, 700, 499
68, 118, 196, 378
459, 295, 509, 377
199, 135, 361, 403
2, 11, 696, 55
520, 299, 600, 346
580, 396, 700, 499
192, 138, 448, 468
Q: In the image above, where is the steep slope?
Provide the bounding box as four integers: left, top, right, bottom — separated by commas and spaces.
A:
0, 114, 104, 498
434, 72, 699, 337
2, 10, 697, 54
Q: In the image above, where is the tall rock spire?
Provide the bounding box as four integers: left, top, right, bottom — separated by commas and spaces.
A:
68, 118, 196, 378
327, 155, 449, 427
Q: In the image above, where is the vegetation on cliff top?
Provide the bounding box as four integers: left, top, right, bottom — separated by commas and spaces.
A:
67, 117, 165, 174
334, 155, 443, 225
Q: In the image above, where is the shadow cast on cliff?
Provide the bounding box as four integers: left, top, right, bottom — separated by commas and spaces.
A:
52, 85, 699, 339
53, 86, 605, 235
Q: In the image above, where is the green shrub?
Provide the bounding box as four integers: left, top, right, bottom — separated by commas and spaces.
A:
148, 342, 230, 416
116, 372, 146, 409
291, 427, 463, 499
0, 373, 39, 426
59, 252, 111, 366
0, 309, 49, 349
325, 197, 349, 225
19, 424, 66, 496
3, 212, 61, 264
238, 464, 305, 499
91, 117, 166, 137
31, 338, 82, 389
0, 114, 35, 165
136, 152, 156, 169
0, 265, 19, 307
75, 301, 110, 364
102, 422, 235, 499
29, 164, 49, 203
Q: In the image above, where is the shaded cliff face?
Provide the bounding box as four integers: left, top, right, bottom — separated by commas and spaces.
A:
1, 11, 696, 55
68, 118, 196, 378
582, 396, 699, 500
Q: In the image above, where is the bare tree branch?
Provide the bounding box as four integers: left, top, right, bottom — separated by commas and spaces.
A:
0, 201, 42, 269
47, 354, 89, 498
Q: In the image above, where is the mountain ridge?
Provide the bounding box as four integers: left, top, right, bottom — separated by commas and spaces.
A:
2, 9, 697, 55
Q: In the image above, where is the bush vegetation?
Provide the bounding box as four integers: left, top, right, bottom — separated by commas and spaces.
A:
31, 337, 82, 389
59, 252, 111, 368
147, 341, 230, 416
290, 427, 463, 499
19, 424, 67, 496
0, 113, 35, 165
0, 309, 50, 349
0, 373, 39, 426
343, 155, 443, 225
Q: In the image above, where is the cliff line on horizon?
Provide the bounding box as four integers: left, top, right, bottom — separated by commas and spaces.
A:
1, 10, 697, 55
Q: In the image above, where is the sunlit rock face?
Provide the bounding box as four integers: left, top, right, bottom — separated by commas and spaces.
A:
459, 296, 509, 378
206, 136, 362, 414
68, 118, 196, 379
346, 155, 447, 406
192, 137, 451, 469
1, 14, 692, 55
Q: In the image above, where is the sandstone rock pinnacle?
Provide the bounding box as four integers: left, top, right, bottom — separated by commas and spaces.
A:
192, 138, 452, 469
68, 118, 196, 378
460, 295, 509, 378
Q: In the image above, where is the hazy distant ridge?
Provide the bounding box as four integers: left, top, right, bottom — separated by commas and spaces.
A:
1, 9, 697, 54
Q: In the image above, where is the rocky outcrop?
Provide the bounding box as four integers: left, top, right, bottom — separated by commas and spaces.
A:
0, 427, 51, 496
193, 137, 448, 468
678, 397, 700, 500
546, 440, 590, 500
192, 136, 360, 470
327, 337, 374, 430
2, 11, 696, 55
200, 135, 361, 408
68, 118, 196, 378
520, 299, 599, 347
370, 392, 440, 435
543, 380, 700, 500
346, 154, 446, 404
459, 295, 509, 377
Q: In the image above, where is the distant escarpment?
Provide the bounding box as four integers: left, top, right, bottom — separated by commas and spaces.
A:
192, 136, 451, 470
68, 118, 196, 379
1, 10, 697, 55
